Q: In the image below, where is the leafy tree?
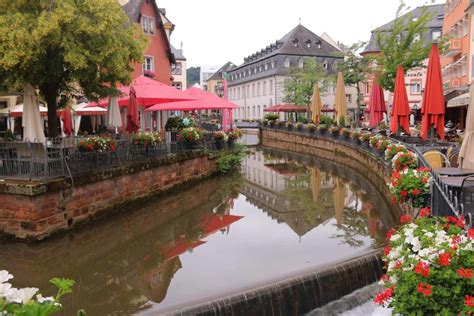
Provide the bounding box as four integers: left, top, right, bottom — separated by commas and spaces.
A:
373, 2, 437, 92
283, 57, 331, 106
0, 0, 147, 137
187, 67, 201, 87
338, 42, 370, 112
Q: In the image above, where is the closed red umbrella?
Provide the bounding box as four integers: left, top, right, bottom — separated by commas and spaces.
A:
61, 105, 73, 136
126, 86, 139, 133
390, 65, 411, 135
369, 75, 386, 127
420, 44, 445, 140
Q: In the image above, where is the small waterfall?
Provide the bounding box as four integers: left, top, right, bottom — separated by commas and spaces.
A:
172, 249, 384, 316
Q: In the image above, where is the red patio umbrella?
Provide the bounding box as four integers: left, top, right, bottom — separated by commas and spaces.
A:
369, 75, 387, 127
86, 75, 195, 108
61, 106, 73, 136
390, 65, 411, 135
420, 44, 445, 140
126, 86, 139, 133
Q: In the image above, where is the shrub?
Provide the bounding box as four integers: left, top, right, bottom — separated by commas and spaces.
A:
319, 116, 334, 126
216, 144, 245, 173
388, 167, 431, 207
264, 113, 279, 121
375, 213, 474, 315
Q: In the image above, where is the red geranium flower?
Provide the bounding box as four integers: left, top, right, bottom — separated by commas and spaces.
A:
412, 189, 420, 196
384, 246, 391, 256
415, 261, 430, 278
438, 252, 452, 266
401, 190, 408, 197
419, 207, 431, 217
400, 215, 412, 224
417, 282, 432, 297
465, 295, 474, 307
386, 228, 396, 241
458, 267, 472, 279
374, 286, 395, 305
468, 228, 474, 239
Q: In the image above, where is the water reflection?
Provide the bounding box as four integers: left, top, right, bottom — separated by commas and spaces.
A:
0, 148, 396, 315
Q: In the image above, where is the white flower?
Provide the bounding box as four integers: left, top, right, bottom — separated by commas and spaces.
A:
390, 234, 401, 242
36, 294, 56, 304
411, 237, 421, 252
0, 283, 13, 298
424, 231, 434, 238
6, 287, 38, 304
0, 270, 13, 284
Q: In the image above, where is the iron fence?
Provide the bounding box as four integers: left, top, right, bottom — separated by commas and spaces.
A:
0, 134, 232, 181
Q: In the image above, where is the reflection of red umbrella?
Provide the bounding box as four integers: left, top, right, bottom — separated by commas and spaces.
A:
61, 106, 73, 136
126, 86, 139, 133
421, 44, 445, 140
162, 240, 206, 260
390, 65, 410, 135
200, 214, 243, 236
369, 75, 386, 127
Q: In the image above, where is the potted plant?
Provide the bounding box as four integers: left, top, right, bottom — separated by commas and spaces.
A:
340, 128, 351, 140
77, 136, 117, 153
177, 127, 204, 149
285, 122, 293, 130
391, 151, 418, 171
306, 123, 316, 134
228, 129, 243, 146
213, 131, 228, 150
385, 143, 409, 162
375, 212, 474, 315
328, 126, 340, 138
317, 124, 328, 135
295, 122, 303, 130
350, 131, 361, 145
132, 131, 162, 148
375, 139, 391, 157
359, 133, 371, 149
388, 167, 431, 210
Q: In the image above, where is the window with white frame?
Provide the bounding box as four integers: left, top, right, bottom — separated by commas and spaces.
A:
143, 56, 154, 73
171, 62, 182, 75
411, 80, 422, 94
284, 58, 290, 68
269, 80, 273, 94
257, 82, 261, 96
263, 81, 267, 95
298, 59, 304, 68
141, 16, 155, 35
238, 87, 241, 99
432, 30, 442, 41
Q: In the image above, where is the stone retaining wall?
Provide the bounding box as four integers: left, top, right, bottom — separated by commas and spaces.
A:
0, 151, 217, 240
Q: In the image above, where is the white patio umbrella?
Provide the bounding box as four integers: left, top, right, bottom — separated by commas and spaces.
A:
459, 83, 474, 169
22, 84, 45, 143
107, 96, 122, 133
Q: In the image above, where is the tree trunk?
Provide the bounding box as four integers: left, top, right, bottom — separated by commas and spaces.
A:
41, 85, 59, 138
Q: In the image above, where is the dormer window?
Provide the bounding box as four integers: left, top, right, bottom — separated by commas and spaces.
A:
141, 16, 155, 35
316, 41, 322, 49
292, 39, 299, 47
271, 60, 276, 68
305, 40, 311, 48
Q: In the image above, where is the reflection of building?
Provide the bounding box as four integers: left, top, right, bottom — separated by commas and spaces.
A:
171, 44, 187, 91
227, 24, 345, 120
207, 62, 236, 98
361, 4, 444, 111
241, 149, 335, 236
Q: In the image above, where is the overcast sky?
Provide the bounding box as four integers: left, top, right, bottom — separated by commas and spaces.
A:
158, 0, 444, 68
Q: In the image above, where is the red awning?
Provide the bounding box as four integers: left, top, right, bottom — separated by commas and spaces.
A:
264, 104, 309, 113
146, 87, 239, 111
86, 75, 195, 108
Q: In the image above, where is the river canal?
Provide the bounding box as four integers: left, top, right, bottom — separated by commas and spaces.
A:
0, 147, 397, 315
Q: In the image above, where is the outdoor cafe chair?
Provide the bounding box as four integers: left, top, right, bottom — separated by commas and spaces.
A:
461, 176, 474, 215
423, 150, 450, 169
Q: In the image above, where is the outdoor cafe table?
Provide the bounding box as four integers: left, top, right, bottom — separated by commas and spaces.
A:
439, 176, 474, 189
434, 168, 474, 177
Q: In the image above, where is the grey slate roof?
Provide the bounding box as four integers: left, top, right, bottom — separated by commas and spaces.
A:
208, 62, 236, 81
171, 45, 186, 61
362, 4, 444, 54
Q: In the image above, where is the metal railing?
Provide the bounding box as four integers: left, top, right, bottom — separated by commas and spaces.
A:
0, 134, 231, 181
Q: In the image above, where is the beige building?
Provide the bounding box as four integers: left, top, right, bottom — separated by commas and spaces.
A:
206, 62, 236, 98
171, 45, 187, 90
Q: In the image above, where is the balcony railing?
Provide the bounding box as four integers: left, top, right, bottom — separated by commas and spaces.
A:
445, 38, 462, 57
